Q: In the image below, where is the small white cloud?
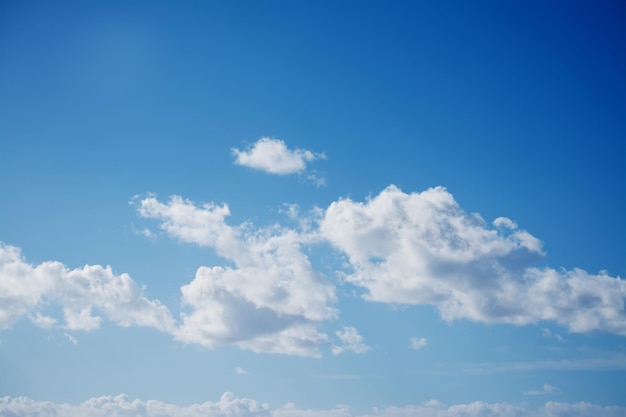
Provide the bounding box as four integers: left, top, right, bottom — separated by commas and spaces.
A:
542, 328, 565, 343
306, 171, 327, 187
281, 203, 300, 220
232, 137, 324, 175
493, 217, 518, 229
331, 326, 371, 355
64, 332, 78, 345
409, 337, 427, 350
524, 383, 557, 396
30, 312, 57, 329
136, 228, 157, 239
235, 367, 248, 375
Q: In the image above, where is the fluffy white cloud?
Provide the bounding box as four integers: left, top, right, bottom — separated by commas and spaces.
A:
0, 243, 175, 333
137, 195, 337, 357
320, 185, 626, 335
409, 337, 427, 350
331, 326, 371, 355
2, 394, 625, 417
232, 137, 324, 175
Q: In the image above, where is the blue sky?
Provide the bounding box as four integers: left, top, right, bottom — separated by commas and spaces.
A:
1, 1, 625, 416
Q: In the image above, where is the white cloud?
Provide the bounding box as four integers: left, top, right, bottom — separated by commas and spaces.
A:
0, 243, 175, 333
2, 394, 625, 417
232, 137, 324, 175
30, 312, 57, 329
525, 383, 557, 396
331, 326, 371, 355
0, 392, 271, 417
542, 328, 564, 343
235, 366, 248, 375
320, 185, 626, 335
409, 337, 427, 350
64, 332, 78, 345
136, 195, 337, 357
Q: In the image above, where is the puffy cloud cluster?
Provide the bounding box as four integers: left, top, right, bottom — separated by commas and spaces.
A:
137, 195, 337, 357
232, 137, 324, 175
0, 243, 174, 333
320, 185, 626, 335
1, 183, 624, 356
2, 394, 625, 417
331, 326, 371, 355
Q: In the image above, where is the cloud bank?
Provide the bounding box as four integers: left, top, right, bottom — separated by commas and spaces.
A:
232, 137, 324, 175
0, 243, 174, 333
1, 184, 624, 357
2, 393, 625, 417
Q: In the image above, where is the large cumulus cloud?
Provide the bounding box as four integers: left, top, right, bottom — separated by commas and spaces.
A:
320, 185, 625, 334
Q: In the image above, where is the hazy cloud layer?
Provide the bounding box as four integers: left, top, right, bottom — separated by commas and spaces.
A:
232, 137, 324, 175
2, 394, 625, 417
320, 185, 626, 335
0, 243, 174, 333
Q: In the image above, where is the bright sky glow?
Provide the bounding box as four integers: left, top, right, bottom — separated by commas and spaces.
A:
1, 1, 624, 416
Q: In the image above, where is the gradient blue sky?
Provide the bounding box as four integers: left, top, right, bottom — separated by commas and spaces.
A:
1, 1, 625, 416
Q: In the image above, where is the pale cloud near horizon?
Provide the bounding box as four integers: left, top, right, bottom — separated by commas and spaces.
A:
232, 137, 325, 175
1, 393, 625, 417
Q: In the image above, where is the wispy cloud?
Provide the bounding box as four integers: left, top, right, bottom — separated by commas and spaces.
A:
232, 137, 325, 175
448, 353, 626, 375
235, 367, 248, 375
331, 327, 371, 355
525, 384, 557, 396
30, 312, 57, 329
409, 337, 427, 350
542, 328, 565, 343
64, 332, 78, 345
